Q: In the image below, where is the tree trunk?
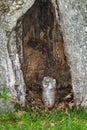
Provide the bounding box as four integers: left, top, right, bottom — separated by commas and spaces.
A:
0, 0, 35, 109
56, 0, 87, 107
0, 0, 87, 110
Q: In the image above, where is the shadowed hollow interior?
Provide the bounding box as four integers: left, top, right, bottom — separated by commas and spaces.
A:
21, 0, 73, 109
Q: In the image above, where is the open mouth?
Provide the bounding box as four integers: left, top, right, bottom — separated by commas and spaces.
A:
44, 84, 49, 88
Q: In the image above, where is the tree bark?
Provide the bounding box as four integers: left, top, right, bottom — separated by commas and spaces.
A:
56, 0, 87, 107
0, 0, 35, 108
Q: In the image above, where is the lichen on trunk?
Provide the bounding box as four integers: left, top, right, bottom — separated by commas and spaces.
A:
57, 0, 87, 107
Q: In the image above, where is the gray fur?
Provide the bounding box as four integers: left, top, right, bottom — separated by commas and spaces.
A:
42, 76, 56, 108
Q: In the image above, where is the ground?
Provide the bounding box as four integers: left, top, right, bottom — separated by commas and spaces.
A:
0, 108, 87, 130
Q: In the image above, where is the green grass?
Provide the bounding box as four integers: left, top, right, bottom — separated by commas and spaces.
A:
0, 108, 87, 130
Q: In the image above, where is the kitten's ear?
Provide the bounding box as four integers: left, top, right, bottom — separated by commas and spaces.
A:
42, 77, 46, 86
53, 79, 56, 84
43, 77, 46, 80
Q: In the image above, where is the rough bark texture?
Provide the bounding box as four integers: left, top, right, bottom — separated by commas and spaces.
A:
57, 0, 87, 107
0, 0, 35, 109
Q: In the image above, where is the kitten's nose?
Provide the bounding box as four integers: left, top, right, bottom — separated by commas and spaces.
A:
45, 81, 49, 85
